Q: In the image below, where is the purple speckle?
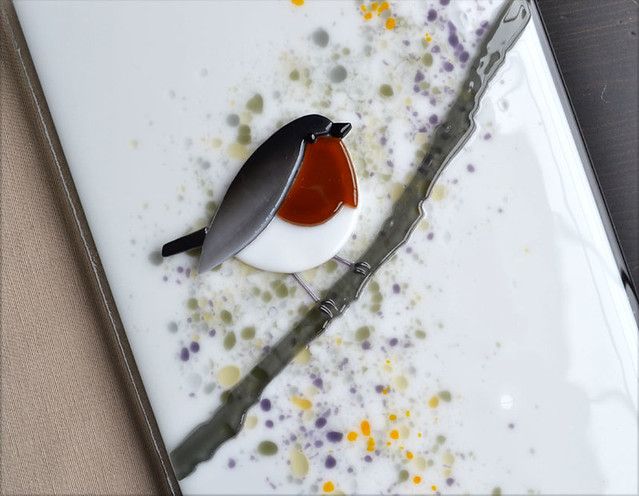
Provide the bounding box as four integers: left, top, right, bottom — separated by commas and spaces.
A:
265, 420, 274, 428
177, 266, 184, 273
326, 431, 343, 442
260, 398, 272, 411
313, 377, 324, 389
427, 232, 435, 240
380, 136, 387, 146
208, 329, 216, 337
483, 132, 492, 140
508, 423, 515, 429
446, 477, 455, 486
228, 458, 236, 469
375, 384, 384, 393
448, 33, 459, 47
364, 455, 372, 462
179, 347, 189, 361
392, 283, 401, 294
459, 51, 470, 63
414, 70, 425, 83
325, 455, 337, 469
361, 340, 371, 350
476, 28, 485, 36
429, 114, 439, 125
431, 44, 441, 53
189, 341, 200, 353
443, 61, 454, 72
314, 440, 323, 448
389, 338, 398, 347
467, 163, 476, 173
315, 417, 327, 429
427, 9, 437, 21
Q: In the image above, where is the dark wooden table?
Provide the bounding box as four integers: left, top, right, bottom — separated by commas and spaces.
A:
537, 0, 638, 285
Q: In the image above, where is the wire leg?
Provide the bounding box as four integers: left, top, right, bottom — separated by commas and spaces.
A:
333, 254, 354, 267
292, 273, 320, 302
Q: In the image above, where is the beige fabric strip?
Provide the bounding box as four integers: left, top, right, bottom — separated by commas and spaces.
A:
1, 5, 162, 494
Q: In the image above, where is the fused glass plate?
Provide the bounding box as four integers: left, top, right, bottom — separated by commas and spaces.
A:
14, 0, 637, 494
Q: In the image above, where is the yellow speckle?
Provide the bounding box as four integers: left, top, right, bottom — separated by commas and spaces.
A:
431, 184, 448, 201
382, 387, 390, 395
389, 429, 399, 440
386, 441, 391, 446
347, 431, 358, 441
406, 450, 414, 460
385, 17, 396, 30
364, 11, 373, 20
405, 410, 411, 417
323, 481, 335, 493
291, 396, 312, 410
385, 358, 391, 365
389, 414, 397, 422
413, 476, 422, 485
371, 2, 378, 10
227, 142, 248, 160
290, 448, 309, 478
217, 365, 240, 388
428, 395, 440, 408
291, 0, 304, 6
366, 437, 376, 452
378, 1, 389, 13
443, 451, 455, 465
431, 485, 438, 492
424, 33, 433, 43
360, 4, 367, 12
415, 456, 427, 470
361, 420, 371, 436
245, 415, 257, 429
294, 347, 311, 365
418, 432, 423, 438
335, 337, 343, 345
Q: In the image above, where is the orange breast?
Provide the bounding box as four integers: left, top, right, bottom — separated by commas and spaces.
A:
277, 137, 358, 226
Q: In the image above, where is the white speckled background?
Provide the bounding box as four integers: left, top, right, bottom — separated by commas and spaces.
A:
15, 1, 637, 494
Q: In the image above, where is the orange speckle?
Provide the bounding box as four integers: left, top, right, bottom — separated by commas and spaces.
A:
405, 410, 411, 417
413, 476, 422, 485
382, 387, 390, 395
385, 17, 396, 30
322, 481, 335, 493
364, 11, 373, 20
378, 1, 389, 13
361, 420, 371, 436
431, 485, 438, 492
366, 437, 376, 452
389, 414, 397, 421
371, 2, 379, 10
291, 0, 304, 5
389, 429, 399, 440
428, 395, 440, 408
347, 431, 358, 442
406, 450, 414, 460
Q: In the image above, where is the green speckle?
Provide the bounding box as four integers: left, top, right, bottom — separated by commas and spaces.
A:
491, 488, 502, 496
246, 93, 263, 113
221, 310, 233, 324
312, 28, 330, 47
257, 440, 278, 456
261, 291, 273, 303
415, 329, 426, 339
298, 304, 309, 315
342, 47, 350, 55
438, 390, 452, 402
187, 298, 198, 310
369, 281, 380, 292
251, 287, 261, 296
148, 250, 163, 266
372, 292, 383, 303
220, 390, 230, 402
370, 303, 381, 313
325, 260, 338, 273
223, 332, 236, 350
237, 124, 251, 144
355, 326, 370, 341
436, 435, 446, 444
379, 84, 394, 97
398, 469, 409, 482
422, 53, 433, 67
271, 280, 289, 298
206, 200, 218, 214
289, 69, 300, 81
241, 326, 256, 340
329, 65, 348, 83
226, 113, 240, 127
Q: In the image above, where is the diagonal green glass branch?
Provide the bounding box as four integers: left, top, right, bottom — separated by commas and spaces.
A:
170, 0, 531, 481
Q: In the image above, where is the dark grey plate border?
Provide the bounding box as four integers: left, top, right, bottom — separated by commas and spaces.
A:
532, 0, 638, 323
